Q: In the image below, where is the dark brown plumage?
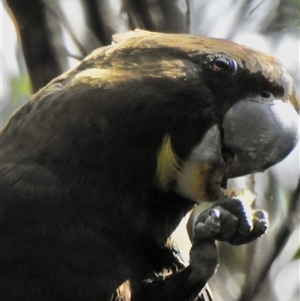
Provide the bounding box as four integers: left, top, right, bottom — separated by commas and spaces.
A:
0, 30, 299, 301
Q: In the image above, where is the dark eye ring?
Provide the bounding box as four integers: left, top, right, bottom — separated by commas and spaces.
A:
212, 57, 237, 72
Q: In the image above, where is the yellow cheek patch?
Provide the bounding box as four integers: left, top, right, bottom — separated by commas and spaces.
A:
156, 135, 181, 191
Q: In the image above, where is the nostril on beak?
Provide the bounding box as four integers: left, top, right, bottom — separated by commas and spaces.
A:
260, 91, 274, 100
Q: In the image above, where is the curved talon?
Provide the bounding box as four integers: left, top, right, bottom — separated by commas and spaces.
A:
211, 208, 220, 219
193, 196, 269, 246
251, 210, 269, 236
193, 209, 221, 241
229, 209, 269, 245
252, 209, 268, 221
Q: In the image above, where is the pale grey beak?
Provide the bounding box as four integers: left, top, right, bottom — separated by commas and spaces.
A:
223, 98, 299, 179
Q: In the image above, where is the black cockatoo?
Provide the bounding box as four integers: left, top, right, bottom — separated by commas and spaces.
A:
0, 30, 299, 301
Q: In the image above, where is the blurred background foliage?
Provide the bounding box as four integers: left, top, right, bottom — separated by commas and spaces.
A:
1, 0, 299, 300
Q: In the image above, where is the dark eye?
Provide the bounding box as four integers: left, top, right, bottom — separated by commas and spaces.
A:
212, 57, 237, 72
